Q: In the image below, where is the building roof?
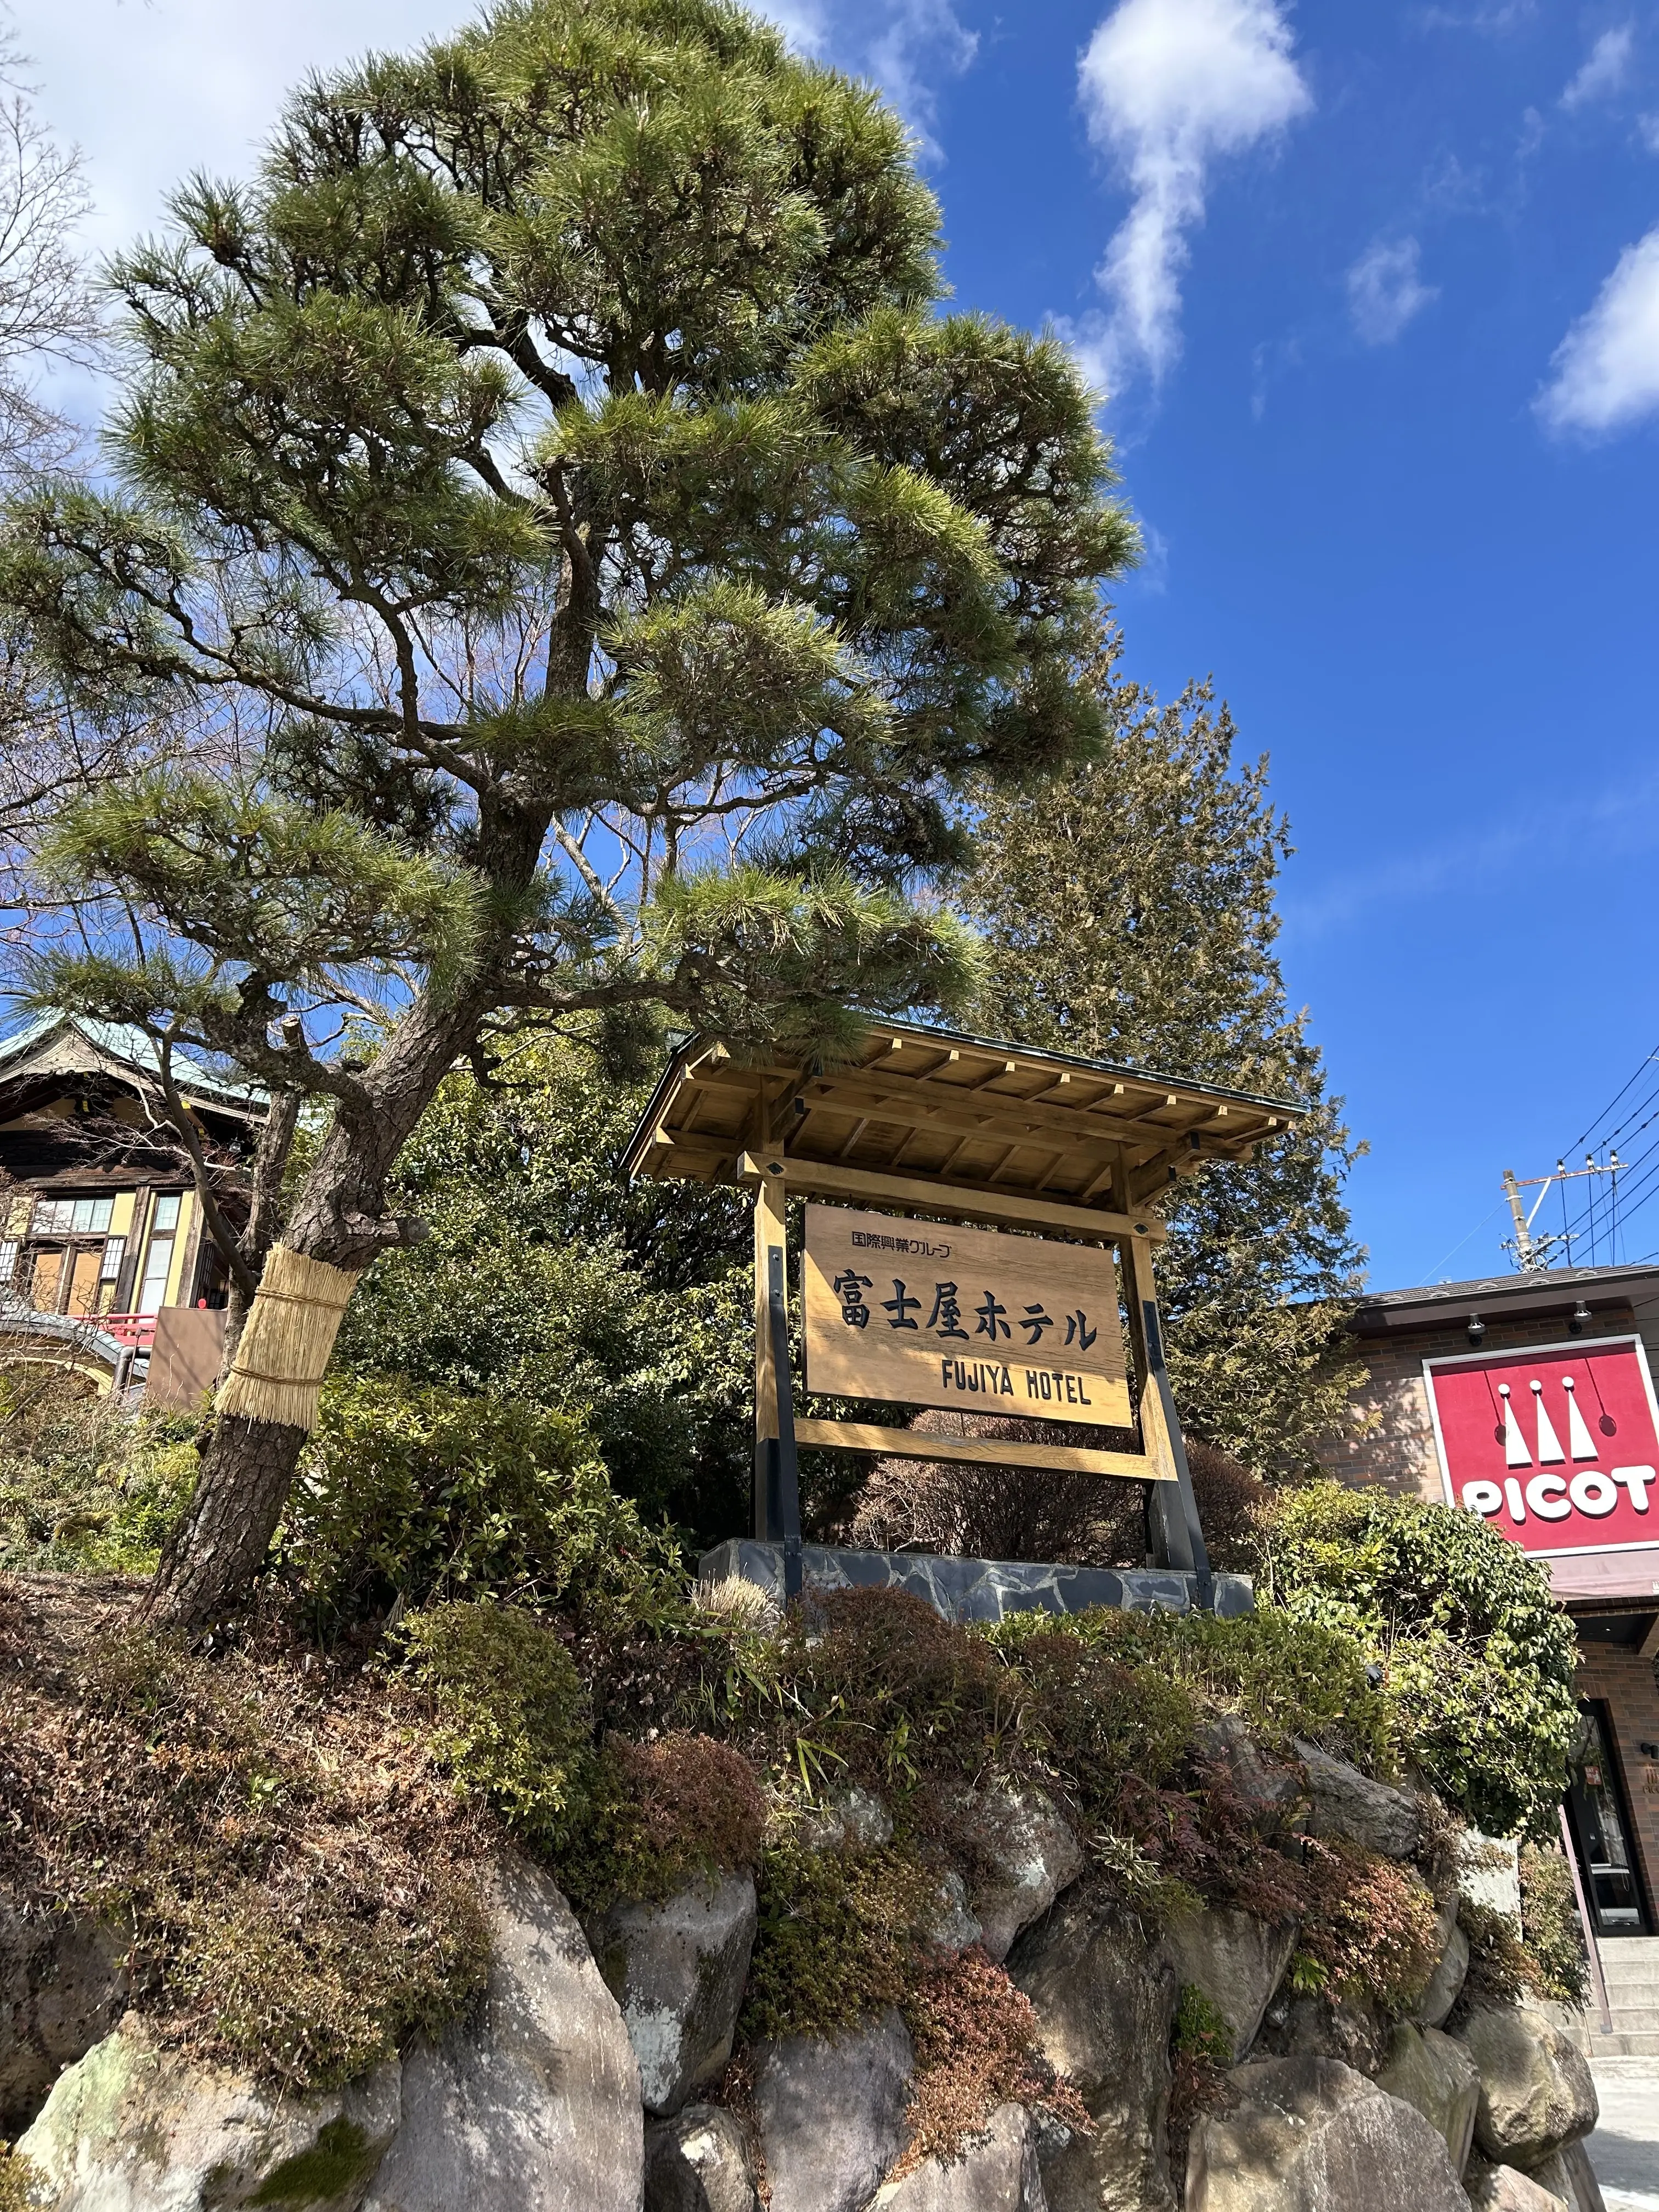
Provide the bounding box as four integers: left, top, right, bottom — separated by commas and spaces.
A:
0, 1011, 266, 1118
623, 1017, 1306, 1217
1346, 1260, 1659, 1337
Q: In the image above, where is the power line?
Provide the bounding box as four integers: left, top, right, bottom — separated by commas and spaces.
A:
1569, 1049, 1659, 1155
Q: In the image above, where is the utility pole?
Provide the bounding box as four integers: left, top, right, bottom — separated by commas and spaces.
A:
1500, 1155, 1622, 1273
1502, 1169, 1537, 1271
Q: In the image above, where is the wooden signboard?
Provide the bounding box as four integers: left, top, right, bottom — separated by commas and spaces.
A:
803, 1203, 1131, 1428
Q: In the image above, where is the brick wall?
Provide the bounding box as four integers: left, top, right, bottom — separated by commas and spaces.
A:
1577, 1640, 1659, 1927
1315, 1307, 1639, 1500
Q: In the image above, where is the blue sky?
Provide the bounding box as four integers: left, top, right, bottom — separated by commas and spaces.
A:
17, 0, 1659, 1289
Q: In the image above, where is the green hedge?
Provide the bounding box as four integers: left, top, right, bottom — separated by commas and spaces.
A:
276, 1377, 683, 1630
1254, 1481, 1579, 1839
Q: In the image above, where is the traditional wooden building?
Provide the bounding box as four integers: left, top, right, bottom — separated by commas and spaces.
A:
0, 1012, 262, 1395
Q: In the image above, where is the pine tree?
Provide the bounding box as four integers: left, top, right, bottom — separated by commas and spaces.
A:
0, 0, 1133, 1627
964, 631, 1364, 1476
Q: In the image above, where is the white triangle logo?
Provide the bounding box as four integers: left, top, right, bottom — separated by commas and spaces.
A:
1500, 1384, 1532, 1468
1563, 1376, 1599, 1462
1530, 1379, 1565, 1464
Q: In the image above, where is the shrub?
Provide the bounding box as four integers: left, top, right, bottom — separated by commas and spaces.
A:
781, 1587, 1009, 1803
560, 1731, 766, 1914
278, 1378, 683, 1630
1254, 1481, 1579, 1838
1519, 1844, 1589, 2007
0, 1372, 197, 1574
0, 2145, 42, 2212
998, 1623, 1198, 1816
1029, 1603, 1393, 1776
1294, 1839, 1442, 2014
2, 1594, 490, 2096
741, 1842, 941, 2042
169, 1866, 488, 2087
898, 1949, 1090, 2174
1173, 1983, 1234, 2063
1458, 1901, 1532, 2011
400, 1602, 591, 1852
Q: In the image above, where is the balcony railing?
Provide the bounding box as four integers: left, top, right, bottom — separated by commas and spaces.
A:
98, 1311, 158, 1350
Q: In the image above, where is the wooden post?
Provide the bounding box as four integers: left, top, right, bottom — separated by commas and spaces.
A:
1123, 1233, 1214, 1606
753, 1169, 785, 1538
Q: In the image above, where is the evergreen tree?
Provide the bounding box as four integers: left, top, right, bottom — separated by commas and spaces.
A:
963, 631, 1364, 1475
0, 0, 1133, 1626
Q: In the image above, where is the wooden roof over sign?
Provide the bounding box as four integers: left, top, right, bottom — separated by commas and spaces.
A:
622, 1019, 1307, 1220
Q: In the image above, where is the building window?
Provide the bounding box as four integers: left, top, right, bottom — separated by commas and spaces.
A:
137, 1237, 174, 1315
0, 1239, 16, 1286
152, 1194, 182, 1232
32, 1195, 115, 1236
99, 1237, 125, 1283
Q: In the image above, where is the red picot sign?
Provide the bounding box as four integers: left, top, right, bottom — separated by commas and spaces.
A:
1425, 1334, 1659, 1556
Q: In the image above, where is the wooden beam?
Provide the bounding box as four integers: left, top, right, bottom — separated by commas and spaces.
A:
736, 1150, 1165, 1243
799, 1084, 1134, 1178
805, 1070, 1252, 1159
644, 1133, 737, 1178
793, 1418, 1170, 1482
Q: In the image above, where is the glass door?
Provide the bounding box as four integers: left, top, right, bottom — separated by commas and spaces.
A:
1566, 1702, 1651, 1936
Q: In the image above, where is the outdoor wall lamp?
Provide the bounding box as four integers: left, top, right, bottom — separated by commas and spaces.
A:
1466, 1313, 1486, 1347
1570, 1301, 1591, 1335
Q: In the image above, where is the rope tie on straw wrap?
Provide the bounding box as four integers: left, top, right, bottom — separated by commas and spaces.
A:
215, 1245, 366, 1431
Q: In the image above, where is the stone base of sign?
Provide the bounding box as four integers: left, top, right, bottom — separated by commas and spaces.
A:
697, 1539, 1253, 1624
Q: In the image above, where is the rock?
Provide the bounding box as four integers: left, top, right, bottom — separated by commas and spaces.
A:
1252, 1991, 1391, 2078
1194, 1713, 1304, 1832
592, 1872, 757, 2117
1293, 1742, 1420, 1859
1413, 1898, 1469, 2030
962, 1788, 1084, 1965
1458, 1835, 1523, 1925
17, 2015, 399, 2211
645, 2102, 760, 2212
1464, 2158, 1567, 2210
1456, 2004, 1598, 2167
1376, 2021, 1480, 2174
753, 2007, 913, 2212
1160, 1905, 1296, 2064
799, 1787, 893, 1852
0, 1904, 129, 2136
1009, 1892, 1176, 2212
1523, 2142, 1606, 2212
363, 1852, 642, 2212
930, 1874, 984, 1957
872, 2103, 1047, 2210
1557, 2137, 1607, 2212
1185, 2055, 1468, 2212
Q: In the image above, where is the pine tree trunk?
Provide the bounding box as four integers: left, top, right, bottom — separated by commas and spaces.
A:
130, 800, 550, 1633
137, 1414, 308, 1632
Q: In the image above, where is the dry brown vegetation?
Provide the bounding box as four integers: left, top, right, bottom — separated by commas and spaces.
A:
0, 1573, 490, 2090
848, 1416, 1265, 1571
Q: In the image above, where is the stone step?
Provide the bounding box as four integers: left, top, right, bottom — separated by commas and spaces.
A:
1588, 2028, 1659, 2057
1600, 1964, 1659, 1990
1596, 2006, 1659, 2032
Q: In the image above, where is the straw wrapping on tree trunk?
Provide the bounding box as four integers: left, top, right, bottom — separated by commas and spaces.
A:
215, 1245, 363, 1431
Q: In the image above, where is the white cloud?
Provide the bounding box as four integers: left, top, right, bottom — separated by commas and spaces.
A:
1638, 111, 1659, 152
10, 0, 469, 262
1561, 23, 1634, 111
761, 0, 977, 158
1537, 226, 1659, 435
1346, 237, 1437, 345
1076, 0, 1311, 392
